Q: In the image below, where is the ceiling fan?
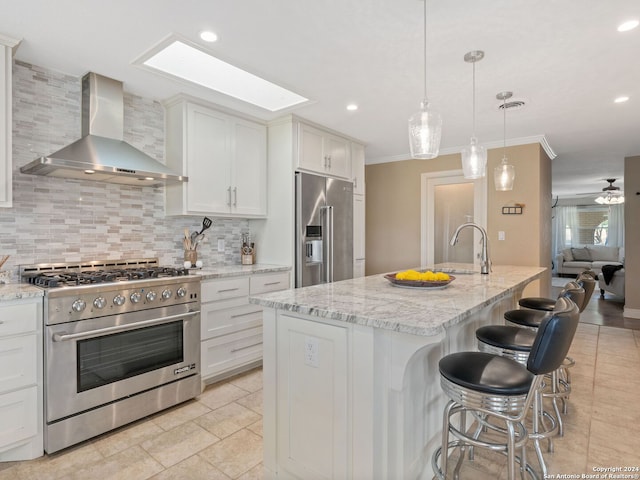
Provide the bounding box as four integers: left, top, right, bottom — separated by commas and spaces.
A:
571, 178, 625, 205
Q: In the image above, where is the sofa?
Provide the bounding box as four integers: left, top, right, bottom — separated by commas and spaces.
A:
555, 245, 624, 276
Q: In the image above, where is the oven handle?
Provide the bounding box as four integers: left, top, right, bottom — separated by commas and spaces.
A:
51, 310, 200, 342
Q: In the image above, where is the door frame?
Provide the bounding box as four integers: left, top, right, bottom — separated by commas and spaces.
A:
420, 169, 487, 267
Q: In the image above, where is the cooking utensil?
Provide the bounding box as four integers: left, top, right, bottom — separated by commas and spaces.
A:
183, 228, 192, 250
193, 234, 205, 249
0, 255, 9, 269
198, 217, 213, 235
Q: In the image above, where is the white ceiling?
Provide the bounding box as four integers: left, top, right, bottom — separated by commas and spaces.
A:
2, 0, 639, 198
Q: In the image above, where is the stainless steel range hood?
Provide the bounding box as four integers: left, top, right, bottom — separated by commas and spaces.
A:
20, 72, 187, 186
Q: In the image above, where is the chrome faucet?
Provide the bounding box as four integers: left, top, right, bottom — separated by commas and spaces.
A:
450, 222, 492, 274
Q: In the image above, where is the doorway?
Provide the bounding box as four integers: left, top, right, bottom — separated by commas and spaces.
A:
420, 170, 487, 267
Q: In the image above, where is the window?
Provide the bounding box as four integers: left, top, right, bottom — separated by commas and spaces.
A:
575, 206, 608, 245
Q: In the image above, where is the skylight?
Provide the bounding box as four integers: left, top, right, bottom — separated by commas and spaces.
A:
143, 40, 308, 111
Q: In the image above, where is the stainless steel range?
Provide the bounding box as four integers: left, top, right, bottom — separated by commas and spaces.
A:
21, 258, 201, 453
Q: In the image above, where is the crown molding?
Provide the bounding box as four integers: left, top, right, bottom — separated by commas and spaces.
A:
366, 134, 556, 165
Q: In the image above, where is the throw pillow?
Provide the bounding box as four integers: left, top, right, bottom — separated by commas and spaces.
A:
562, 248, 573, 262
571, 247, 591, 261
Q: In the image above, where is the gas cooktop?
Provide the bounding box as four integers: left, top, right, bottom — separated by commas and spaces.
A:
20, 259, 192, 289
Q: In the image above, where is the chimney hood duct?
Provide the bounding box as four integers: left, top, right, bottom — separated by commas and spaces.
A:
20, 72, 187, 186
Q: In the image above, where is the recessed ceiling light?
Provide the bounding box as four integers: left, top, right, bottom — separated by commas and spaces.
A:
141, 40, 308, 111
346, 104, 358, 111
617, 20, 639, 32
84, 169, 95, 174
614, 96, 629, 103
199, 30, 218, 42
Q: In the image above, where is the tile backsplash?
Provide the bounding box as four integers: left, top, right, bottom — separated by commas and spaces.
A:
0, 61, 248, 280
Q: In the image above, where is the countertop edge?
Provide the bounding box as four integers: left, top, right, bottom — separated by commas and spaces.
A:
195, 264, 291, 280
0, 284, 45, 302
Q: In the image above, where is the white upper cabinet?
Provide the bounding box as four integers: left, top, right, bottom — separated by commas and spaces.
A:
297, 122, 351, 180
0, 35, 20, 209
351, 141, 365, 195
165, 98, 267, 217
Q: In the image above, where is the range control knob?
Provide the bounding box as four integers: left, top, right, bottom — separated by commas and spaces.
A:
93, 297, 107, 309
72, 299, 86, 312
113, 294, 126, 306
177, 287, 187, 298
130, 292, 142, 303
146, 291, 157, 302
162, 289, 173, 300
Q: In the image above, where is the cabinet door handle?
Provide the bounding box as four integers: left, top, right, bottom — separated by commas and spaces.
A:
231, 342, 262, 353
327, 155, 331, 169
263, 281, 282, 286
233, 187, 237, 207
230, 310, 262, 319
353, 177, 357, 188
218, 287, 240, 293
227, 186, 232, 207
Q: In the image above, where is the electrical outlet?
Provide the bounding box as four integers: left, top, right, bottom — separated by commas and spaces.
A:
498, 231, 506, 241
304, 336, 319, 368
217, 239, 225, 252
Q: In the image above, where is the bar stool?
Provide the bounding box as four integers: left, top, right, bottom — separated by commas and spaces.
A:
432, 301, 579, 480
475, 297, 576, 476
516, 271, 596, 312
506, 276, 594, 428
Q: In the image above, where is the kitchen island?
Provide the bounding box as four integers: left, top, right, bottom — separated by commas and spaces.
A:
249, 265, 546, 480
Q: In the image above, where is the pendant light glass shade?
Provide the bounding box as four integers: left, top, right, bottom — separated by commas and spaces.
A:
408, 102, 442, 159
408, 0, 442, 159
494, 158, 516, 190
460, 137, 487, 179
494, 91, 516, 191
461, 51, 486, 179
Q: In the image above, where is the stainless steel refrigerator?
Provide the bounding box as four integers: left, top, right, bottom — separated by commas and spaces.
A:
295, 172, 353, 287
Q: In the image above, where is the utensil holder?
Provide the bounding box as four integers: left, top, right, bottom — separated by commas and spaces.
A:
241, 248, 256, 265
0, 271, 9, 284
184, 250, 197, 264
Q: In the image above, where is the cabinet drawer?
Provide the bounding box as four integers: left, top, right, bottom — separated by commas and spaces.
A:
0, 386, 38, 449
250, 272, 290, 294
201, 296, 263, 341
0, 302, 39, 337
201, 327, 263, 379
0, 335, 38, 393
202, 277, 250, 302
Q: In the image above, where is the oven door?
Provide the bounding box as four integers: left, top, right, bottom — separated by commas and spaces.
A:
45, 303, 200, 422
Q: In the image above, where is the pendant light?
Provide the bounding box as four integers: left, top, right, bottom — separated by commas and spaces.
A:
408, 0, 442, 159
494, 91, 516, 191
460, 50, 486, 179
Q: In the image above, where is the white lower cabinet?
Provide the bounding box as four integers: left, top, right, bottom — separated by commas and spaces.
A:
201, 271, 289, 383
0, 297, 43, 461
275, 315, 349, 480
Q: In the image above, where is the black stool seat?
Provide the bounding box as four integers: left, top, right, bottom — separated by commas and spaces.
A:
439, 352, 534, 396
504, 308, 548, 328
518, 296, 556, 311
476, 325, 537, 351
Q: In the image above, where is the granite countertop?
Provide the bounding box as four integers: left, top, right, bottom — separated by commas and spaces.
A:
195, 264, 291, 281
0, 283, 44, 302
249, 265, 546, 336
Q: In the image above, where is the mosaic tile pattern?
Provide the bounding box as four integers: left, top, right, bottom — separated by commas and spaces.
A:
0, 61, 249, 281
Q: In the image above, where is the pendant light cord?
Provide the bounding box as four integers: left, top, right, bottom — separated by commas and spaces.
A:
502, 95, 507, 160
422, 0, 428, 107
472, 61, 476, 136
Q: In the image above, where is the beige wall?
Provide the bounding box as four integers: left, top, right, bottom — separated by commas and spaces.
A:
365, 143, 551, 295
624, 155, 640, 318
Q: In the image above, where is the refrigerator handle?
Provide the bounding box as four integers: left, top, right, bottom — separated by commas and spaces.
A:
323, 205, 334, 283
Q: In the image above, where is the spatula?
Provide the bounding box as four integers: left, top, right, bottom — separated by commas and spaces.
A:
198, 217, 213, 235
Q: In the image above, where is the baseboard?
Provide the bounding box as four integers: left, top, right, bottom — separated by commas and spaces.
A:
623, 306, 640, 319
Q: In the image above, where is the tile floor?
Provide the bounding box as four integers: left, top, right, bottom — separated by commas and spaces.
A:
1, 323, 640, 479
